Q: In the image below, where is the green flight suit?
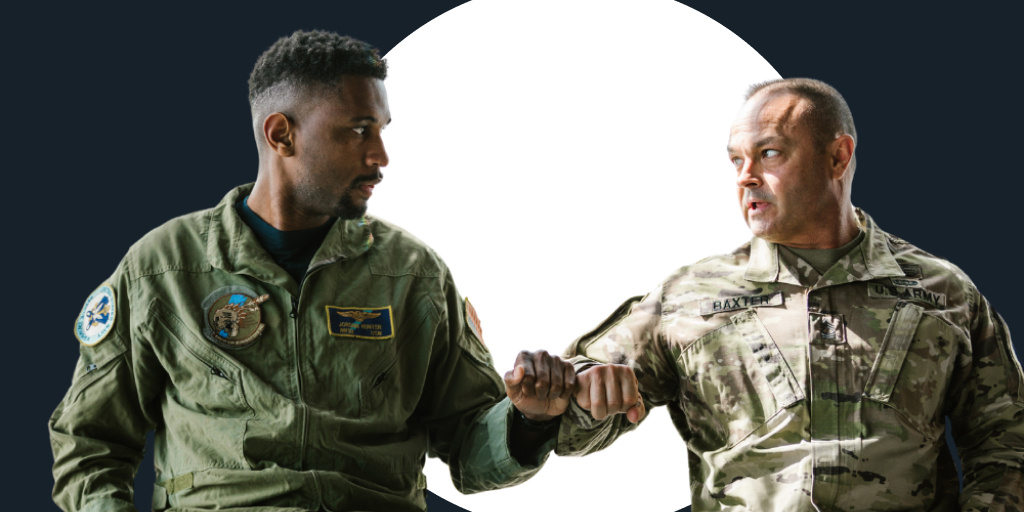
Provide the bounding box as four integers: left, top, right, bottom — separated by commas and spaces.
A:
51, 184, 543, 512
558, 210, 1024, 511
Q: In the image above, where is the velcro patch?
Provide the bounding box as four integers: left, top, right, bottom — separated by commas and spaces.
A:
700, 291, 783, 315
867, 283, 946, 308
326, 306, 394, 340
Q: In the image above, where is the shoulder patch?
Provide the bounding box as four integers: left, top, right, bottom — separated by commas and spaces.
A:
464, 297, 484, 346
202, 286, 270, 349
326, 306, 394, 340
458, 297, 493, 366
75, 284, 116, 346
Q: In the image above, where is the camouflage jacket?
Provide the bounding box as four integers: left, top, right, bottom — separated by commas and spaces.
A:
557, 210, 1024, 511
50, 184, 541, 512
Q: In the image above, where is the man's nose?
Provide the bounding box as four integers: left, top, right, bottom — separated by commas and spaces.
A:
736, 160, 761, 188
367, 134, 389, 168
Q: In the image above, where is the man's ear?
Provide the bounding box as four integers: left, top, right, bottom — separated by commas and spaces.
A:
829, 134, 855, 181
263, 112, 295, 157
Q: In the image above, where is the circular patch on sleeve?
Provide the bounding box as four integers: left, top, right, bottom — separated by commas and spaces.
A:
202, 286, 270, 349
74, 284, 116, 346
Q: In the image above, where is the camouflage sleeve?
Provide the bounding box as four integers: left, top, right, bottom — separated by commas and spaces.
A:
949, 290, 1024, 512
425, 269, 548, 494
49, 258, 156, 512
556, 286, 679, 456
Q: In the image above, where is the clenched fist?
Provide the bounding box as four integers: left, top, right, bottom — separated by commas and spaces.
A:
504, 350, 576, 422
575, 364, 645, 423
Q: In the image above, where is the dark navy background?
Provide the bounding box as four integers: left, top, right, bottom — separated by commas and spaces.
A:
11, 1, 1020, 511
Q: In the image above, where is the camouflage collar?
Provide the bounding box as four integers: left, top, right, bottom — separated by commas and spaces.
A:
744, 208, 904, 287
204, 184, 374, 293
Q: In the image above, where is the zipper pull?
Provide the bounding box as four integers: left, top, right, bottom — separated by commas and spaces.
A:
209, 366, 228, 379
290, 297, 298, 319
372, 370, 389, 389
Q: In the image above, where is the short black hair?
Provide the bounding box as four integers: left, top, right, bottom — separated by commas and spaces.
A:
248, 30, 387, 105
746, 78, 857, 152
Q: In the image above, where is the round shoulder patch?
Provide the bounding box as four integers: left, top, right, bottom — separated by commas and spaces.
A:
202, 286, 270, 350
74, 284, 116, 346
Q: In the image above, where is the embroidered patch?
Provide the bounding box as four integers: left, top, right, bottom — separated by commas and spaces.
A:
867, 283, 946, 308
326, 306, 394, 340
899, 264, 923, 279
464, 297, 485, 346
202, 286, 270, 349
890, 278, 920, 287
810, 313, 846, 345
75, 284, 116, 346
699, 291, 784, 315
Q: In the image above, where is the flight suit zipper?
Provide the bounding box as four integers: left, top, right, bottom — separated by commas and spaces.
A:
289, 258, 342, 470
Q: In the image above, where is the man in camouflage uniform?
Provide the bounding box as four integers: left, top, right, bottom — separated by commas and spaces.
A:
49, 31, 576, 512
551, 78, 1024, 510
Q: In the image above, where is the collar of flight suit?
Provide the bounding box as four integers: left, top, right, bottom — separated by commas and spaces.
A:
203, 183, 374, 294
743, 208, 905, 287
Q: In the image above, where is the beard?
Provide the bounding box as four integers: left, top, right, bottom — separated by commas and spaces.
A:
332, 187, 368, 220
294, 168, 380, 221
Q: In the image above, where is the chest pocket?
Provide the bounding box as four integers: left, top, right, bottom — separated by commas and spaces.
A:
678, 309, 804, 450
863, 302, 960, 437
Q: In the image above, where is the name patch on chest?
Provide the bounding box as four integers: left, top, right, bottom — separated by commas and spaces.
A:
699, 291, 784, 315
867, 283, 946, 308
326, 306, 394, 340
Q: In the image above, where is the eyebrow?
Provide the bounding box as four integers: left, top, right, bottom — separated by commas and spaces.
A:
350, 115, 393, 125
727, 135, 785, 154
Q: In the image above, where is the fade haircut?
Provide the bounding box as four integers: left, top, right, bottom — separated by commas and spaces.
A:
746, 78, 857, 172
249, 30, 387, 104
248, 30, 388, 153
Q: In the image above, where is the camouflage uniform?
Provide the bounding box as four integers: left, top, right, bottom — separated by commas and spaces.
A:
50, 184, 543, 512
558, 210, 1024, 511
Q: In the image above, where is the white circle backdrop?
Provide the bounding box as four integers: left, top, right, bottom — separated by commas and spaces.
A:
376, 0, 779, 510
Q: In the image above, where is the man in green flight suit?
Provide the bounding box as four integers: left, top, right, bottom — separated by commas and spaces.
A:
529, 78, 1024, 510
49, 30, 576, 512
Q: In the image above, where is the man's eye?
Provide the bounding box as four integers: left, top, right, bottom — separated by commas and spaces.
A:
352, 127, 366, 135
763, 149, 780, 158
731, 157, 744, 167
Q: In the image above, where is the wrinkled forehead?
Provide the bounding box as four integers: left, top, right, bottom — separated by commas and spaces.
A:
729, 92, 813, 142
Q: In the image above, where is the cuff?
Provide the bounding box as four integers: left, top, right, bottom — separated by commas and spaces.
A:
81, 498, 137, 512
454, 397, 551, 493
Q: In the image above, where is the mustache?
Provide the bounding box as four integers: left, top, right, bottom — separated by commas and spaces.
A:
351, 171, 383, 187
743, 189, 774, 203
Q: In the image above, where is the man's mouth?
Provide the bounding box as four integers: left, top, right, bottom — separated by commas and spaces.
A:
354, 177, 383, 198
748, 201, 766, 211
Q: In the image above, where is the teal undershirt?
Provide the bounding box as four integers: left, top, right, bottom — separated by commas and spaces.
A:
235, 196, 335, 283
782, 230, 866, 275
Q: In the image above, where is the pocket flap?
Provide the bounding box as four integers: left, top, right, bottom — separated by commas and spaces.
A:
730, 310, 805, 408
864, 302, 924, 402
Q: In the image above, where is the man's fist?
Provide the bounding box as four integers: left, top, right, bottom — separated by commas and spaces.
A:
504, 350, 576, 422
575, 364, 645, 423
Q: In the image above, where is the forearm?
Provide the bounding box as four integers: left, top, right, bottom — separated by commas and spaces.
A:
956, 296, 1024, 511
554, 395, 642, 457
451, 398, 551, 493
50, 344, 149, 511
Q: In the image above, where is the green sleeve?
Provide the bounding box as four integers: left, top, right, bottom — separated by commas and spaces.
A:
951, 290, 1024, 512
424, 269, 549, 493
49, 260, 157, 512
